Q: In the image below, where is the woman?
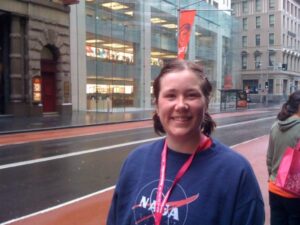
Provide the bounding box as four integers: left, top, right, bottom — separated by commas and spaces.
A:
107, 59, 264, 225
267, 90, 300, 225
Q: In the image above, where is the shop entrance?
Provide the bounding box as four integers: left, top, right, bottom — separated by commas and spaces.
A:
41, 47, 57, 113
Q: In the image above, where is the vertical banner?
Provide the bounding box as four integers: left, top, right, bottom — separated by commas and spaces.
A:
177, 10, 196, 59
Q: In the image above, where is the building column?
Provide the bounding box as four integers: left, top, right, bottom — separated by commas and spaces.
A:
9, 16, 23, 103
135, 1, 151, 109
187, 23, 196, 60
70, 0, 87, 111
214, 28, 223, 103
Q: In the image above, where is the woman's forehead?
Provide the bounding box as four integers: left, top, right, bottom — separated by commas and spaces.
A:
160, 70, 203, 85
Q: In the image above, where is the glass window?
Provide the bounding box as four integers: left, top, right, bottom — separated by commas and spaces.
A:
269, 33, 275, 46
242, 1, 248, 14
231, 3, 236, 15
269, 14, 275, 28
256, 16, 261, 28
242, 36, 247, 48
243, 18, 248, 30
242, 55, 247, 69
269, 0, 275, 10
269, 53, 275, 66
256, 34, 260, 46
268, 79, 273, 94
256, 0, 262, 12
255, 55, 261, 69
243, 80, 258, 94
80, 0, 241, 114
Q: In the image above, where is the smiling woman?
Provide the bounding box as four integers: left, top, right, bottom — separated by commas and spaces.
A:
107, 59, 265, 225
153, 60, 213, 153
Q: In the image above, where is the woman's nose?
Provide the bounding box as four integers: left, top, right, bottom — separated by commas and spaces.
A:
175, 97, 188, 110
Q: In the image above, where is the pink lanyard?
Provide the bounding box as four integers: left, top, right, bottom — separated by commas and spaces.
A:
154, 137, 211, 225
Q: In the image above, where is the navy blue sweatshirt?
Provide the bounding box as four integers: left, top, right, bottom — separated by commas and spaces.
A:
107, 138, 265, 225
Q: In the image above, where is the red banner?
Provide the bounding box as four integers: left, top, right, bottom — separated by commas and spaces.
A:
177, 10, 196, 59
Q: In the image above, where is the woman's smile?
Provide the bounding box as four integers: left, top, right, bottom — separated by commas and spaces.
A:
171, 115, 192, 122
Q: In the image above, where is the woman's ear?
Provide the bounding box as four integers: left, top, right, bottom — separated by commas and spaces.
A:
152, 97, 158, 105
153, 98, 158, 111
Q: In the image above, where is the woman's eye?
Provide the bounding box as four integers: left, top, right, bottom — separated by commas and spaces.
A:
187, 93, 200, 98
162, 93, 176, 99
166, 94, 176, 99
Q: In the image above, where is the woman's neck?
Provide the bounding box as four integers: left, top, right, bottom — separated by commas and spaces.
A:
166, 133, 206, 154
291, 112, 300, 118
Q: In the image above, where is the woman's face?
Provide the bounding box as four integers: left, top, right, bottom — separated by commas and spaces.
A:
156, 69, 207, 140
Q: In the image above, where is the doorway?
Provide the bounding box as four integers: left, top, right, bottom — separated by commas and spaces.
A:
41, 46, 57, 113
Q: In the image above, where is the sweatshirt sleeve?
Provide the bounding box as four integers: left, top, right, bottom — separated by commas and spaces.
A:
106, 190, 118, 225
232, 163, 265, 225
106, 156, 130, 225
232, 198, 265, 225
266, 131, 274, 176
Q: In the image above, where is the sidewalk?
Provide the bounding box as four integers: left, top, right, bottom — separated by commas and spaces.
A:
0, 102, 280, 134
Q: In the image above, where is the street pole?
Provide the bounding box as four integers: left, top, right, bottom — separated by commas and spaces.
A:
265, 72, 269, 106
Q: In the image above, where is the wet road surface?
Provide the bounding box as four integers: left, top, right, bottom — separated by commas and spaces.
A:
0, 109, 277, 224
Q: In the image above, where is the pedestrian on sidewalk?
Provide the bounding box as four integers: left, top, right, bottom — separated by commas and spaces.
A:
107, 59, 264, 225
267, 90, 300, 225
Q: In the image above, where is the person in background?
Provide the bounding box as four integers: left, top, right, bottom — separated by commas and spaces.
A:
107, 59, 264, 225
267, 90, 300, 225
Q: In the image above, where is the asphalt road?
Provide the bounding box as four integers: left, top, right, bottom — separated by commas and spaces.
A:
0, 109, 277, 223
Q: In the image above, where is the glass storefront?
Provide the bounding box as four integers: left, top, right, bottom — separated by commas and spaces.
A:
78, 0, 240, 113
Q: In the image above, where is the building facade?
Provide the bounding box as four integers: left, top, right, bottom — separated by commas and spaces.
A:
205, 0, 231, 11
232, 0, 300, 103
71, 0, 240, 113
0, 0, 72, 117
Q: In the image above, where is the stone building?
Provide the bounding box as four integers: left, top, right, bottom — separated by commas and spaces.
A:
232, 0, 300, 103
0, 0, 72, 116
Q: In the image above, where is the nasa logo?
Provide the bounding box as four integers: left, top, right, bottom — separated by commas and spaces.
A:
132, 180, 199, 225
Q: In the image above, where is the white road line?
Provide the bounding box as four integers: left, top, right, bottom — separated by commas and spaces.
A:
230, 136, 267, 148
216, 116, 274, 128
0, 186, 116, 225
0, 116, 275, 170
0, 137, 163, 170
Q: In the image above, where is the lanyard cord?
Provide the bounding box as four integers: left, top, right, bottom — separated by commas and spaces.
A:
154, 136, 211, 225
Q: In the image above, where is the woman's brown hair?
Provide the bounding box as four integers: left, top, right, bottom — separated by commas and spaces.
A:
277, 90, 300, 121
152, 59, 216, 136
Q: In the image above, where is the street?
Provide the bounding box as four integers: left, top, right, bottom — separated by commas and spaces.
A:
0, 108, 277, 224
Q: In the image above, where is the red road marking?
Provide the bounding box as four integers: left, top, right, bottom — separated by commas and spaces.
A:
0, 121, 153, 146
